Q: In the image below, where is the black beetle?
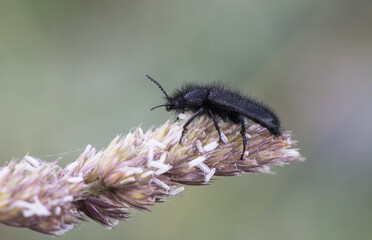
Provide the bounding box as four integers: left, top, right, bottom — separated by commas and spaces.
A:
146, 75, 281, 160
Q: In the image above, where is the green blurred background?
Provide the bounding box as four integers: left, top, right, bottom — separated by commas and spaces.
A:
1, 1, 371, 239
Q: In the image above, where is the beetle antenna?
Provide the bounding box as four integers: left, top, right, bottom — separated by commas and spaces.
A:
150, 104, 169, 111
146, 74, 170, 100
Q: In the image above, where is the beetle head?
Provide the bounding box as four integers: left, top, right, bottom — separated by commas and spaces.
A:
165, 97, 187, 112
149, 96, 187, 112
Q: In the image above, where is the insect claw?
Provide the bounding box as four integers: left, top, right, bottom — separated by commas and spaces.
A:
179, 135, 184, 145
218, 136, 225, 143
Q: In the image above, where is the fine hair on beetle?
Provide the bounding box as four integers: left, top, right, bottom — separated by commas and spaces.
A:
146, 74, 282, 160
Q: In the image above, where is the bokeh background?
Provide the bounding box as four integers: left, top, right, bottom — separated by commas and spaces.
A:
1, 1, 371, 239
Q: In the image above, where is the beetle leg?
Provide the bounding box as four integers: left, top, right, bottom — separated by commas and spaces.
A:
179, 107, 205, 145
239, 115, 247, 160
207, 110, 223, 142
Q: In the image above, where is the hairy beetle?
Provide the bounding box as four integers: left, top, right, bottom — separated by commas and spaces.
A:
146, 75, 281, 160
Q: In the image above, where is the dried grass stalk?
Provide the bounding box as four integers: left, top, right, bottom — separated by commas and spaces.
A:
0, 115, 304, 235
